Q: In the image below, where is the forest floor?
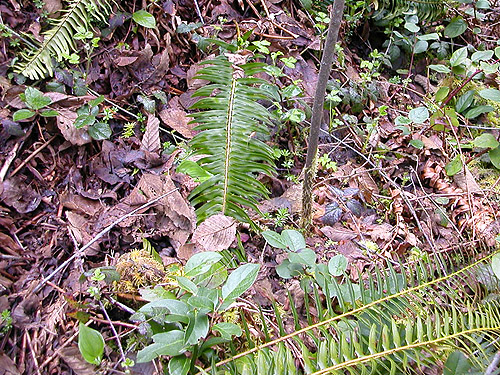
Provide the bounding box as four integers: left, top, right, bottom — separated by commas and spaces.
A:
1, 0, 500, 373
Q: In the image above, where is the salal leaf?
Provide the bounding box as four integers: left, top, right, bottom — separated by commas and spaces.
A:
220, 263, 260, 310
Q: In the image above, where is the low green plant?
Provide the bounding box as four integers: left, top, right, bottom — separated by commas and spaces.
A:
74, 95, 112, 140
12, 87, 59, 121
131, 251, 260, 371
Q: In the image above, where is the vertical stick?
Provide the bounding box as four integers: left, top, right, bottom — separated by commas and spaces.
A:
301, 0, 346, 229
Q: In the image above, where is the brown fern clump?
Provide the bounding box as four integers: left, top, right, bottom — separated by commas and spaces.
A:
421, 159, 500, 246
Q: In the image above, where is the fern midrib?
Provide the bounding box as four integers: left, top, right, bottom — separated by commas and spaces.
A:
222, 77, 237, 214
20, 0, 84, 74
310, 324, 500, 375
205, 250, 500, 372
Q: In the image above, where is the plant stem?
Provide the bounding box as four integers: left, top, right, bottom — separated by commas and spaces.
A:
300, 0, 345, 230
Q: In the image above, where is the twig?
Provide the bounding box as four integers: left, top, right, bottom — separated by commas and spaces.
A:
194, 0, 204, 24
0, 142, 20, 182
485, 350, 500, 375
32, 188, 179, 294
9, 135, 57, 178
25, 331, 42, 375
98, 300, 127, 367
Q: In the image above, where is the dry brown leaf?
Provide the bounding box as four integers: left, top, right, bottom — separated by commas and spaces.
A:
66, 211, 100, 255
354, 166, 379, 204
59, 347, 98, 375
320, 225, 358, 241
56, 108, 91, 145
0, 353, 21, 375
192, 214, 236, 252
125, 173, 196, 249
159, 97, 196, 139
453, 166, 481, 194
141, 115, 161, 154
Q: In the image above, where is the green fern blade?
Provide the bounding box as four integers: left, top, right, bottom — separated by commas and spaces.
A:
14, 0, 111, 80
187, 55, 276, 223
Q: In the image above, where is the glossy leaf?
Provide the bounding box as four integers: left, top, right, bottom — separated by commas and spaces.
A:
328, 254, 348, 276
133, 10, 157, 28
444, 17, 467, 38
213, 322, 242, 340
445, 155, 463, 176
262, 230, 288, 249
281, 230, 306, 252
78, 323, 104, 365
184, 251, 222, 277
220, 263, 260, 310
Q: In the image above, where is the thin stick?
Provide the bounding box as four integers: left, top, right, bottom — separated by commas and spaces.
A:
25, 331, 42, 375
485, 349, 500, 375
0, 142, 20, 182
10, 135, 57, 177
98, 300, 127, 366
32, 188, 178, 294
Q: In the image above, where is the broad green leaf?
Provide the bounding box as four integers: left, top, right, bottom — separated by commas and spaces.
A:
184, 311, 209, 345
480, 61, 500, 74
137, 330, 185, 362
429, 64, 451, 74
24, 87, 52, 110
473, 133, 499, 149
489, 146, 500, 169
281, 229, 306, 252
444, 17, 467, 38
133, 10, 157, 29
328, 254, 348, 276
192, 262, 227, 288
409, 139, 424, 149
435, 87, 450, 102
417, 33, 439, 41
78, 323, 104, 365
445, 155, 463, 176
408, 107, 429, 124
479, 89, 500, 102
414, 40, 428, 54
455, 90, 475, 113
13, 109, 35, 121
88, 122, 111, 140
443, 351, 472, 375
395, 116, 411, 126
288, 248, 316, 267
188, 295, 215, 313
492, 254, 500, 281
40, 109, 59, 117
449, 47, 468, 67
465, 105, 493, 119
276, 259, 303, 279
262, 230, 287, 249
220, 263, 260, 310
471, 50, 493, 62
495, 46, 500, 59
213, 322, 242, 340
177, 276, 198, 295
476, 0, 490, 8
184, 251, 222, 277
168, 355, 190, 375
74, 114, 96, 129
404, 22, 420, 33
139, 299, 190, 320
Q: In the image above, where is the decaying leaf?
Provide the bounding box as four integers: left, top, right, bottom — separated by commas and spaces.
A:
141, 115, 161, 154
192, 214, 237, 252
159, 97, 197, 139
56, 108, 92, 145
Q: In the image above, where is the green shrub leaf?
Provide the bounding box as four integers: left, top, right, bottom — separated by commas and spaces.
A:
168, 356, 190, 375
444, 17, 467, 38
13, 109, 36, 121
213, 322, 242, 340
262, 230, 288, 249
450, 47, 468, 67
445, 155, 463, 176
471, 50, 493, 62
328, 254, 348, 276
281, 230, 306, 252
409, 107, 429, 123
220, 263, 260, 310
429, 64, 451, 74
289, 248, 316, 267
455, 90, 475, 113
473, 133, 499, 149
88, 122, 111, 140
479, 89, 500, 102
184, 252, 222, 277
24, 87, 52, 110
489, 146, 500, 169
78, 323, 104, 365
443, 351, 472, 375
133, 10, 157, 29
